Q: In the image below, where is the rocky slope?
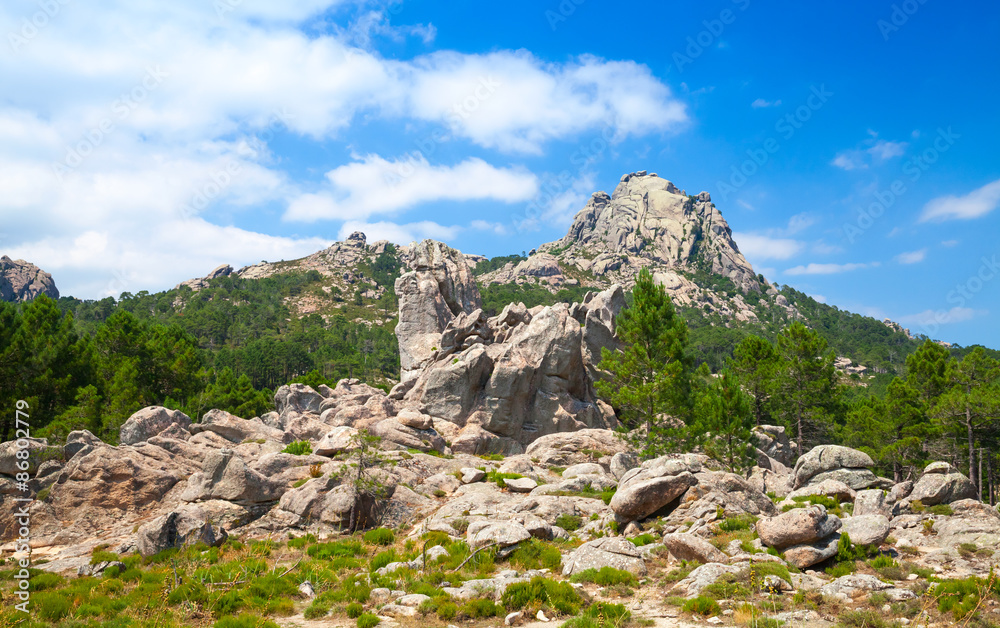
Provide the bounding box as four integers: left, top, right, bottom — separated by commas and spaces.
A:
0, 255, 58, 302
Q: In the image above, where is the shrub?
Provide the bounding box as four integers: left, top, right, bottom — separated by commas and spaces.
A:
485, 469, 523, 488
304, 601, 330, 619
309, 463, 324, 478
836, 609, 901, 628
357, 612, 380, 628
932, 576, 993, 620
502, 577, 580, 615
370, 550, 398, 571
364, 528, 395, 546
451, 518, 470, 534
869, 554, 897, 569
346, 602, 364, 618
555, 514, 582, 532
460, 598, 502, 618
717, 515, 757, 532
629, 533, 657, 547
569, 567, 637, 587
307, 540, 365, 560
29, 572, 63, 591
282, 440, 313, 456
928, 504, 953, 516
562, 602, 632, 628
681, 596, 720, 616
33, 592, 71, 621
826, 561, 857, 578
437, 601, 458, 620
511, 539, 563, 571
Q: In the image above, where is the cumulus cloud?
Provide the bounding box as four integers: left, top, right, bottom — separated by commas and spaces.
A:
919, 179, 1000, 222
832, 152, 865, 171
0, 1, 687, 298
751, 98, 781, 108
868, 139, 907, 161
784, 262, 874, 275
284, 155, 539, 222
896, 249, 927, 264
732, 234, 805, 261
831, 132, 907, 170
470, 220, 509, 235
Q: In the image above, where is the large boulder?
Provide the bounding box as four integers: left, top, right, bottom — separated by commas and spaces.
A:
752, 425, 794, 467
0, 437, 59, 477
274, 383, 325, 417
64, 430, 103, 461
782, 533, 841, 569
854, 489, 891, 518
793, 445, 875, 489
137, 508, 228, 557
467, 521, 532, 548
119, 406, 192, 446
610, 456, 699, 521
314, 426, 359, 457
181, 449, 283, 504
840, 514, 890, 546
756, 505, 841, 550
524, 429, 630, 467
662, 533, 729, 564
561, 537, 647, 576
909, 462, 977, 505
275, 476, 394, 529
395, 240, 482, 382
189, 409, 284, 444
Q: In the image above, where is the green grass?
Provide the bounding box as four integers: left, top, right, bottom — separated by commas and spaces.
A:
485, 469, 524, 488
569, 567, 637, 587
836, 609, 901, 628
561, 602, 631, 628
717, 514, 757, 532
510, 539, 563, 571
502, 577, 582, 616
363, 528, 395, 546
556, 514, 583, 532
281, 440, 313, 455
629, 533, 657, 547
681, 596, 720, 616
460, 598, 503, 618
307, 540, 365, 560
357, 612, 380, 628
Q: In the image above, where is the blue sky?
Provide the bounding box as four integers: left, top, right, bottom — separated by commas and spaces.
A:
1, 0, 999, 347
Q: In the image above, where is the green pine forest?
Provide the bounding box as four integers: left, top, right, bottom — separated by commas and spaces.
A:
1, 252, 997, 502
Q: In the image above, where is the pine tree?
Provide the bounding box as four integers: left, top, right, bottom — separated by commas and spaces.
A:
596, 267, 692, 458
694, 369, 757, 475
727, 334, 779, 426
843, 377, 935, 481
931, 348, 1000, 494
772, 321, 842, 456
905, 339, 952, 404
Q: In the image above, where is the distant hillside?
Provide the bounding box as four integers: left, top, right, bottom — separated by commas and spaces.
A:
0, 255, 59, 302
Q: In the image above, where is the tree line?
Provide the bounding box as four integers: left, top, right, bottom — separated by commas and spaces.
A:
597, 268, 1000, 505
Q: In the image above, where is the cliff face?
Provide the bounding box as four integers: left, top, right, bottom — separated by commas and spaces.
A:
541, 171, 761, 293
0, 255, 59, 302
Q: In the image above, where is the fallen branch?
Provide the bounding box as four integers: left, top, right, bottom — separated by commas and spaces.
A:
454, 543, 498, 572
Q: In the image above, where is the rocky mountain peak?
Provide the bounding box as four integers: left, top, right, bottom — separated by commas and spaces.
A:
541, 171, 761, 294
0, 255, 59, 302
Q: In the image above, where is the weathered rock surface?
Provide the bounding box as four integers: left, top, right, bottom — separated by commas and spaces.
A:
119, 406, 192, 446
793, 445, 875, 489
840, 514, 890, 546
854, 489, 891, 518
181, 449, 283, 504
910, 463, 977, 505
561, 537, 647, 576
756, 505, 841, 550
662, 533, 729, 564
610, 456, 698, 521
137, 507, 228, 556
0, 255, 58, 302
782, 533, 841, 569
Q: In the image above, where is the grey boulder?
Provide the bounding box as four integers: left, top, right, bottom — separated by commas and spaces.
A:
562, 536, 647, 576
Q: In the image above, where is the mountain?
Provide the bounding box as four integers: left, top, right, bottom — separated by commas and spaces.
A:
0, 255, 59, 302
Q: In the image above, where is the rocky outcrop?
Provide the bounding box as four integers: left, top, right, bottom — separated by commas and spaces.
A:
561, 537, 647, 576
136, 507, 229, 556
395, 240, 482, 382
610, 456, 699, 521
119, 406, 192, 446
756, 505, 842, 549
909, 461, 977, 505
181, 449, 283, 504
793, 445, 888, 491
173, 263, 233, 291
397, 285, 622, 451
0, 255, 58, 302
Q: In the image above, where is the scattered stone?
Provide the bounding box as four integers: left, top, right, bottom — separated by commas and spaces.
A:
461, 467, 486, 484
562, 537, 647, 576
610, 456, 698, 520
756, 505, 841, 549
662, 533, 729, 564
504, 478, 538, 493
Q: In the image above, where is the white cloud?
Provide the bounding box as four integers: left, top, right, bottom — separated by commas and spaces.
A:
284, 155, 539, 222
336, 220, 461, 245
751, 98, 781, 108
736, 199, 754, 211
919, 179, 1000, 222
941, 239, 959, 247
785, 213, 817, 235
896, 249, 927, 264
470, 220, 509, 236
784, 262, 873, 275
868, 139, 907, 161
898, 307, 986, 326
810, 294, 828, 303
732, 233, 805, 261
832, 152, 865, 171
